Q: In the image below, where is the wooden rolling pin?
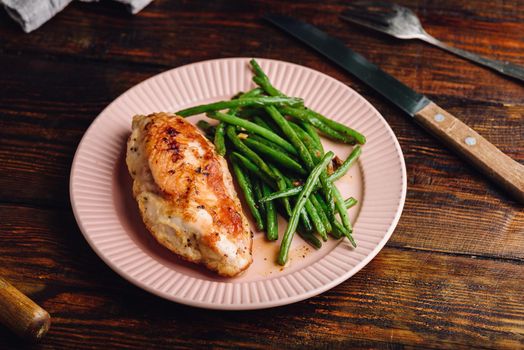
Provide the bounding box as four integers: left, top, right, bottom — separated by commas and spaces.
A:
0, 276, 51, 341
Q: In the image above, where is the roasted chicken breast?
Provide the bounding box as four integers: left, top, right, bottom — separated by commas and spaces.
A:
126, 112, 253, 277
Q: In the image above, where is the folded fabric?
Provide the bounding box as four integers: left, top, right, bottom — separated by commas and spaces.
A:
80, 0, 151, 14
2, 0, 72, 33
1, 0, 153, 33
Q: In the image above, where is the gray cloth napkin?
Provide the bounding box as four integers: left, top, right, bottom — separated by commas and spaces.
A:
2, 0, 153, 33
80, 0, 152, 14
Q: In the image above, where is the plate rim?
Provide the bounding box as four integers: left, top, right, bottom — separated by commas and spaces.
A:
70, 57, 407, 310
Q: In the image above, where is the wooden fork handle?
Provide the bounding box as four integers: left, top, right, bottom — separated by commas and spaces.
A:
0, 276, 51, 341
415, 102, 524, 203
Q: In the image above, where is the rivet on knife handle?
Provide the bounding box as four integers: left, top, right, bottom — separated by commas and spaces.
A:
0, 276, 51, 341
415, 102, 524, 202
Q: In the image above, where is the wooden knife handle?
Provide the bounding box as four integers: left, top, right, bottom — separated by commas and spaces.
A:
415, 101, 524, 203
0, 276, 50, 341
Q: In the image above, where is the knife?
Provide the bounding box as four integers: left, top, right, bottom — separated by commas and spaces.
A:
265, 14, 524, 203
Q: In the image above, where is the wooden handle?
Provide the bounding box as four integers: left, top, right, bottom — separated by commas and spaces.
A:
415, 102, 524, 203
0, 276, 51, 341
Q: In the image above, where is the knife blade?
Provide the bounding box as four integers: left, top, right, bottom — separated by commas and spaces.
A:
265, 14, 524, 203
265, 14, 431, 116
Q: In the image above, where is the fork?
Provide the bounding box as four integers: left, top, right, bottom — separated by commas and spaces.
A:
340, 2, 524, 82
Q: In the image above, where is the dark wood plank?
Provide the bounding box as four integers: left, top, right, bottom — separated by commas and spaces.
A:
0, 55, 163, 207
0, 205, 522, 349
0, 0, 522, 105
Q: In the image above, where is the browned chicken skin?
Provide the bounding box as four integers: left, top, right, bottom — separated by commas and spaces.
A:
126, 113, 253, 277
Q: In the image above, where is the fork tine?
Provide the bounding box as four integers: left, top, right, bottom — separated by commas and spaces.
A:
340, 14, 390, 33
341, 1, 425, 40
340, 9, 390, 26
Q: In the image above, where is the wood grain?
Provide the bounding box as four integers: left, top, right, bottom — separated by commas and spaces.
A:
0, 0, 522, 104
0, 0, 522, 348
1, 227, 522, 349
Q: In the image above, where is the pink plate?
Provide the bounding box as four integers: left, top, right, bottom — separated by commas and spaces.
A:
70, 58, 406, 310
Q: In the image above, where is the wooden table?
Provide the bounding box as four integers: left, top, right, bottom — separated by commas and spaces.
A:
0, 0, 522, 348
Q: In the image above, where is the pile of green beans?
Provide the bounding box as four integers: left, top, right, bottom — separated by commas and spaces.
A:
176, 59, 364, 265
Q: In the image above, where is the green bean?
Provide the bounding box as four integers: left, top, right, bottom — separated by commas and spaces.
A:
272, 106, 335, 230
314, 110, 365, 145
266, 106, 315, 170
317, 189, 352, 244
177, 96, 303, 117
267, 106, 337, 235
308, 133, 337, 230
253, 76, 280, 97
230, 88, 266, 115
279, 172, 316, 237
268, 164, 292, 218
330, 145, 362, 182
298, 230, 322, 249
260, 151, 362, 201
281, 107, 365, 145
253, 178, 266, 219
310, 193, 332, 234
283, 178, 327, 240
332, 184, 355, 247
232, 153, 314, 236
231, 160, 265, 231
196, 119, 213, 130
243, 137, 306, 175
289, 120, 338, 229
252, 116, 284, 137
196, 120, 216, 137
314, 195, 344, 240
213, 122, 226, 156
282, 171, 326, 239
235, 87, 264, 100
345, 197, 358, 209
331, 219, 347, 241
261, 180, 339, 240
225, 125, 277, 181
262, 183, 278, 241
250, 59, 284, 97
312, 193, 333, 233
299, 210, 314, 234
236, 108, 266, 119
273, 205, 313, 243
278, 151, 334, 265
298, 120, 322, 149
278, 107, 350, 144
280, 173, 318, 237
259, 187, 299, 202
289, 122, 322, 163
248, 134, 292, 158
215, 88, 264, 156
320, 174, 337, 228
304, 199, 327, 240
252, 115, 273, 130
249, 59, 364, 145
229, 152, 275, 188
274, 207, 316, 246
208, 112, 297, 155
310, 198, 353, 248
